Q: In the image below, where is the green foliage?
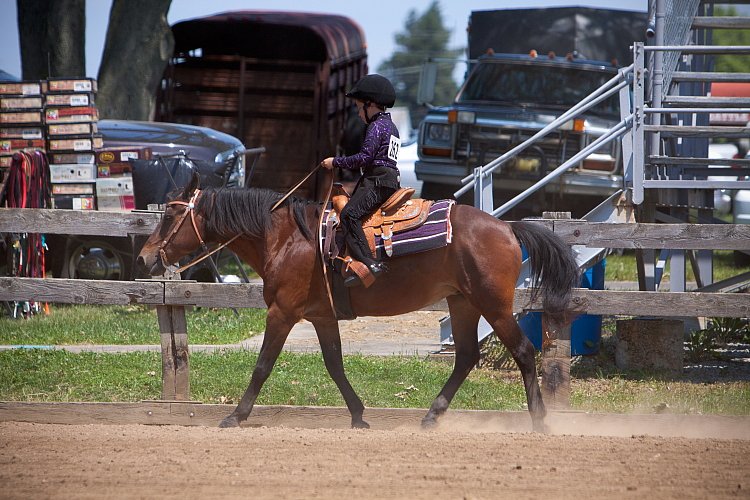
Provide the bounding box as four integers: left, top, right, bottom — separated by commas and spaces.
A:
685, 329, 719, 362
711, 6, 750, 73
377, 1, 461, 127
0, 304, 265, 345
702, 317, 750, 344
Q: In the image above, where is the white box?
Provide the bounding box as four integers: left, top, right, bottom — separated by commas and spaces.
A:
96, 176, 134, 197
96, 195, 135, 212
49, 164, 96, 183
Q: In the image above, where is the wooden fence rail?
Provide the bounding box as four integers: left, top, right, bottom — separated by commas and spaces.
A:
3, 207, 750, 247
2, 277, 749, 318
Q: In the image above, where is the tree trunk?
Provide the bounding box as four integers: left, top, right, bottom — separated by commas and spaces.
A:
17, 0, 85, 80
96, 0, 173, 120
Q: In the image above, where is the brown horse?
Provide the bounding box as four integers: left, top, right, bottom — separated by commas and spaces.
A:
136, 173, 579, 432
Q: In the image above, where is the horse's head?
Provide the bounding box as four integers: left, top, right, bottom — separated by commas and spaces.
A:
136, 172, 207, 277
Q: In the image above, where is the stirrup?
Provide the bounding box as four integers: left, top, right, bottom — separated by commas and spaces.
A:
344, 262, 386, 288
344, 274, 364, 288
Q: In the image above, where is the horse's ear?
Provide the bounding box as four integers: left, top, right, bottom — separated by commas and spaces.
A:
182, 171, 201, 199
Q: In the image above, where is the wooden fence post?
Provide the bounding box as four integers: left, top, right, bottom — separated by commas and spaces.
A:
155, 274, 190, 401
156, 304, 190, 401
540, 212, 571, 410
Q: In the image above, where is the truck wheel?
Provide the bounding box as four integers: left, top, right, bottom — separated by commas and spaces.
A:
60, 237, 133, 281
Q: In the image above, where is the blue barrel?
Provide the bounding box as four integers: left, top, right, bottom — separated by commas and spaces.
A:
518, 259, 605, 356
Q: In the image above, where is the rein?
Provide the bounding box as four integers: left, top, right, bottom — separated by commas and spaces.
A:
158, 189, 239, 274
270, 163, 322, 211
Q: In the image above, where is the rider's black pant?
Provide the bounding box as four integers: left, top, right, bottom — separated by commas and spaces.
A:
340, 185, 396, 266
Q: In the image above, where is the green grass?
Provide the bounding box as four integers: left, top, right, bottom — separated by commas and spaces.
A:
571, 376, 750, 415
0, 305, 265, 345
0, 349, 747, 415
604, 250, 750, 283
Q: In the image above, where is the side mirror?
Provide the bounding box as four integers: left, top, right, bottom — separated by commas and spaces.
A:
417, 61, 438, 106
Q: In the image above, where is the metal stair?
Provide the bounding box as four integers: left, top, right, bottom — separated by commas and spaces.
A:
633, 0, 750, 205
629, 0, 750, 292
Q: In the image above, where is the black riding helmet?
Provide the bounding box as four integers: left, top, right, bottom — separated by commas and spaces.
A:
346, 74, 396, 108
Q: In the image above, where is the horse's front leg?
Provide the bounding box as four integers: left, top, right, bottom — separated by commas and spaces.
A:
219, 306, 297, 428
310, 318, 369, 429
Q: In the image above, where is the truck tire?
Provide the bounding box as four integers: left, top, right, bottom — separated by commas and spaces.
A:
58, 236, 134, 281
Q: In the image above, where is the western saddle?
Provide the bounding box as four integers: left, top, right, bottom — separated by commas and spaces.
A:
326, 184, 433, 287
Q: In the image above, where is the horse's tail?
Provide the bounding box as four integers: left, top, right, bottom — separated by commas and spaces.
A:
510, 220, 580, 326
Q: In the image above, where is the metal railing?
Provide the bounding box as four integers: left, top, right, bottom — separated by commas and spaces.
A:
454, 65, 634, 217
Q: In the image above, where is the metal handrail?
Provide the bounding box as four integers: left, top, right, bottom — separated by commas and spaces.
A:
492, 116, 632, 218
454, 66, 633, 198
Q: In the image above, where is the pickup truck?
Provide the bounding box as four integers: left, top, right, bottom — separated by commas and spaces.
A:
415, 7, 647, 216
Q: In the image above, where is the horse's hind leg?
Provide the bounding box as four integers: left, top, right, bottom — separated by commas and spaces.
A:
219, 307, 296, 428
422, 294, 481, 428
311, 318, 369, 429
491, 314, 547, 432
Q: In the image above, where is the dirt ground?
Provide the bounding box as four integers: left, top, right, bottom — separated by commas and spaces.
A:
2, 313, 748, 499
1, 421, 748, 499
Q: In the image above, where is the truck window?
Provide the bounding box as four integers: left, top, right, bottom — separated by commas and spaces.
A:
457, 62, 618, 116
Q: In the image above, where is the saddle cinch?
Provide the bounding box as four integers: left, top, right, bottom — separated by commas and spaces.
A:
328, 184, 433, 285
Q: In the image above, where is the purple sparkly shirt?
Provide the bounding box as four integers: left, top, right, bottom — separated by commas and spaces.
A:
333, 112, 400, 172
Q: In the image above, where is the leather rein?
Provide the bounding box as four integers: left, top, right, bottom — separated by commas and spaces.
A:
158, 189, 239, 274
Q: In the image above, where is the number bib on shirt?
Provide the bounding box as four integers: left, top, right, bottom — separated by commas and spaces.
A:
387, 134, 400, 162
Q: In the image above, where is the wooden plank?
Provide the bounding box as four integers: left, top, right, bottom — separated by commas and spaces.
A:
0, 277, 164, 305
165, 281, 267, 308
172, 307, 190, 401
0, 208, 161, 236
540, 212, 571, 409
1, 402, 748, 439
513, 288, 750, 318
157, 307, 177, 400
156, 305, 190, 401
549, 221, 750, 250
2, 278, 747, 318
2, 211, 748, 251
171, 90, 314, 115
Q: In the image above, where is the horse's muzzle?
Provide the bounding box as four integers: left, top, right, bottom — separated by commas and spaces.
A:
135, 253, 167, 278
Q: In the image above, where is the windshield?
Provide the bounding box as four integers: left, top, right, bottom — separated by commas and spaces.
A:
457, 62, 618, 115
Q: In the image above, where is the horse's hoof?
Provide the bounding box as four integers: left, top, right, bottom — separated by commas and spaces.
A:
352, 419, 370, 429
218, 415, 240, 428
532, 420, 550, 434
420, 416, 438, 430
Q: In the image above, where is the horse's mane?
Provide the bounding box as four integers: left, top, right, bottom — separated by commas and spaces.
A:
194, 187, 313, 241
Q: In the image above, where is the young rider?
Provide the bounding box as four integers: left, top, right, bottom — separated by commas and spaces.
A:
320, 74, 401, 287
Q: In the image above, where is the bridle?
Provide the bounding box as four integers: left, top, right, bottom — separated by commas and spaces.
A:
158, 189, 239, 273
